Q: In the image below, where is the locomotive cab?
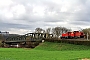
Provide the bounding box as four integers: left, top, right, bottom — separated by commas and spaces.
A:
61, 33, 68, 39
80, 32, 85, 38
68, 32, 74, 39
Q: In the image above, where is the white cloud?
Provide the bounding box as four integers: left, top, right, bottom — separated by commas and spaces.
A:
32, 6, 45, 17
0, 0, 13, 8
9, 28, 31, 35
11, 4, 26, 17
0, 0, 90, 34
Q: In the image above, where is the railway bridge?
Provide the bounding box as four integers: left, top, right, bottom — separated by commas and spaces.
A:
3, 33, 53, 48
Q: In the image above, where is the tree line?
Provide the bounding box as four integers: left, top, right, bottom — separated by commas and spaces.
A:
35, 27, 71, 38
82, 28, 90, 39
35, 27, 90, 39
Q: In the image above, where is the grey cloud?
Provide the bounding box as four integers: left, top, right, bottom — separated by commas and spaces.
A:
0, 0, 90, 34
44, 18, 64, 22
69, 21, 90, 26
0, 22, 31, 29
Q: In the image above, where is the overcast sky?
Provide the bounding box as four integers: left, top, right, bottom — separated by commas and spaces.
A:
0, 0, 90, 34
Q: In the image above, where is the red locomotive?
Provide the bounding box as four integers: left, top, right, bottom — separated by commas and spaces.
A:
61, 31, 85, 39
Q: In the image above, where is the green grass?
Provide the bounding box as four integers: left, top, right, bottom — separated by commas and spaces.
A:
35, 42, 90, 51
0, 42, 90, 60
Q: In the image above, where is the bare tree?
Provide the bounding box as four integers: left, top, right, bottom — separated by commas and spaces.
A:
42, 30, 45, 33
52, 28, 56, 37
82, 28, 90, 39
35, 28, 43, 33
46, 28, 51, 34
52, 27, 71, 38
61, 27, 71, 33
52, 27, 62, 38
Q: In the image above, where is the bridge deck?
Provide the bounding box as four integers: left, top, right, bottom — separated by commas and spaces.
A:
4, 40, 42, 43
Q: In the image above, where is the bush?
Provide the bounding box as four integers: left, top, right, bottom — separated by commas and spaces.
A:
0, 41, 3, 47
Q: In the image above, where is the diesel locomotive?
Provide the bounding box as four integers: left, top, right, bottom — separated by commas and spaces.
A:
61, 31, 85, 39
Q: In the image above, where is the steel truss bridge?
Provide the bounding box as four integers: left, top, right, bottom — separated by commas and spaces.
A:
4, 33, 53, 44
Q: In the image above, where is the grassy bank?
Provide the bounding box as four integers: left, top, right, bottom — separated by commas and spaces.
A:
0, 42, 90, 60
35, 42, 90, 51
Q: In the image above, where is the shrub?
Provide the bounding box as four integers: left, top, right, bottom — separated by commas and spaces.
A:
0, 41, 3, 47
